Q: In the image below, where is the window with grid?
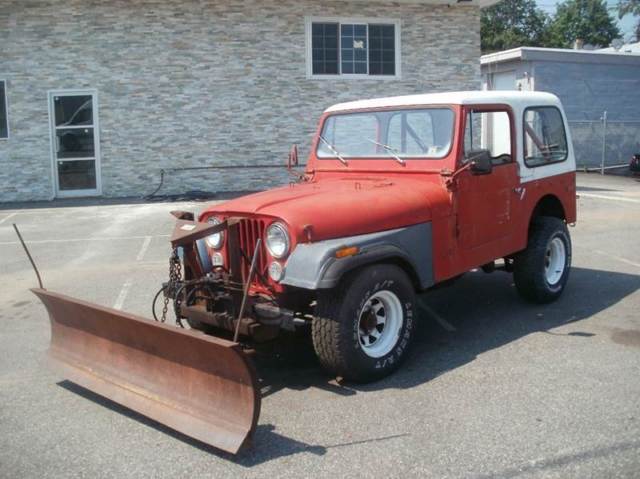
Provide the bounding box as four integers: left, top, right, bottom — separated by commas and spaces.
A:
309, 20, 398, 77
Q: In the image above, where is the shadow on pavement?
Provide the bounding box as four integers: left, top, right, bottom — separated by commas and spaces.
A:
235, 426, 409, 467
57, 266, 640, 464
58, 381, 406, 465
258, 266, 640, 395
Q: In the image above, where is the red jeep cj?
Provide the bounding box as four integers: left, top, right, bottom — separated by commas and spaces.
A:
30, 91, 578, 453
184, 90, 577, 382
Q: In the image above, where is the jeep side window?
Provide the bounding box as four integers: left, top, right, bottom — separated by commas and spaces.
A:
523, 107, 568, 167
463, 110, 512, 166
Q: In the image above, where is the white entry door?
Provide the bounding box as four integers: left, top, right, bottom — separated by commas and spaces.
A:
49, 90, 101, 197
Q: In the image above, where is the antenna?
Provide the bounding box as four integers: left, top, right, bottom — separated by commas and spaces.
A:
13, 223, 44, 290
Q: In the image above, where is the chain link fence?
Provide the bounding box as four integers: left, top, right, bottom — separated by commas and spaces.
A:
568, 113, 640, 174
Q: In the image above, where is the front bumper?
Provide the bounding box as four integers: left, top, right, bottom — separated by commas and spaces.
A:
176, 270, 296, 342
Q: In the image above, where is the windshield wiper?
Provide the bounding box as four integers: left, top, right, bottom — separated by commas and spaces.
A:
319, 136, 348, 166
367, 139, 405, 165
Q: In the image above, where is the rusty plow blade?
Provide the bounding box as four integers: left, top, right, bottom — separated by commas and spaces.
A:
32, 288, 260, 454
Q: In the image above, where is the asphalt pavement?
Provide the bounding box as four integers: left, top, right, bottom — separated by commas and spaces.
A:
0, 173, 639, 478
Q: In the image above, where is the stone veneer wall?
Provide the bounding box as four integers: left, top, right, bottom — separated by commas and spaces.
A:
0, 0, 480, 202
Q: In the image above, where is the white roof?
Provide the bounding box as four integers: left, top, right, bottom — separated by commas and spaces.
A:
325, 90, 561, 113
481, 46, 640, 66
598, 41, 640, 54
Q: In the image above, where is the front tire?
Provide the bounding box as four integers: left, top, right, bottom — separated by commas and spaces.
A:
312, 264, 416, 382
513, 217, 572, 303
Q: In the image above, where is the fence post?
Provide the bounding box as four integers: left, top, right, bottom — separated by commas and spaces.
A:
600, 110, 607, 175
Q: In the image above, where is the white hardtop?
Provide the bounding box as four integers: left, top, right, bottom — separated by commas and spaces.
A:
325, 90, 575, 185
325, 91, 562, 113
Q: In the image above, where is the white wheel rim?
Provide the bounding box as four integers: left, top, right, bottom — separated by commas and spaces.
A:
357, 290, 404, 358
545, 237, 566, 286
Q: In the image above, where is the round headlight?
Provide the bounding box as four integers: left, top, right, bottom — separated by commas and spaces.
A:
266, 222, 290, 258
205, 217, 224, 249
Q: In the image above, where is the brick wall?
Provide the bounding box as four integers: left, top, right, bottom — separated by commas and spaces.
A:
0, 0, 481, 202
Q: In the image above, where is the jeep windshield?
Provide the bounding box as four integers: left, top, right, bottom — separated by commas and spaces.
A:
317, 108, 455, 160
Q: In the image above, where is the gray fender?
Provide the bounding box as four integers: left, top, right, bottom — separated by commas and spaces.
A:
280, 223, 433, 290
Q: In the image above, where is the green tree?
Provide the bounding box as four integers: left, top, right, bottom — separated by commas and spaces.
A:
481, 0, 550, 53
618, 0, 640, 41
618, 0, 640, 17
548, 0, 621, 48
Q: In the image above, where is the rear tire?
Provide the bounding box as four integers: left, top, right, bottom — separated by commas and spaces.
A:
312, 264, 416, 383
513, 217, 572, 303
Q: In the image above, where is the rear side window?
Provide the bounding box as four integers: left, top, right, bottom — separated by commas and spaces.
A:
523, 107, 568, 167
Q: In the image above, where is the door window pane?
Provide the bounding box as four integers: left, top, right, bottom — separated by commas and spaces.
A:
464, 110, 512, 165
524, 107, 568, 167
57, 160, 97, 190
54, 95, 93, 126
56, 128, 95, 159
0, 81, 7, 139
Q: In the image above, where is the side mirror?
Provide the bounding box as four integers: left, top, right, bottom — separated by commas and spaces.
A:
466, 149, 493, 175
287, 144, 299, 170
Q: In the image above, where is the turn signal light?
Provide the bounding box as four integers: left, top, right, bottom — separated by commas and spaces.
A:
335, 246, 359, 258
268, 261, 284, 282
211, 252, 224, 267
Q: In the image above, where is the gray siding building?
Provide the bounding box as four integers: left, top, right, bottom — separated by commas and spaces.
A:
0, 0, 493, 203
481, 47, 640, 170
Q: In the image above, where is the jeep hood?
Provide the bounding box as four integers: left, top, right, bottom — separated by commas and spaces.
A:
201, 177, 450, 242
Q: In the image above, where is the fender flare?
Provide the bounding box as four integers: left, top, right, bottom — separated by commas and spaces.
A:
280, 223, 434, 290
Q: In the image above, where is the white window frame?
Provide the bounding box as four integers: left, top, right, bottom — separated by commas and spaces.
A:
305, 16, 402, 80
0, 80, 9, 140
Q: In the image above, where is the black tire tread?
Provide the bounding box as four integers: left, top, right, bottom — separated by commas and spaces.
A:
513, 216, 571, 304
312, 282, 351, 376
312, 264, 415, 382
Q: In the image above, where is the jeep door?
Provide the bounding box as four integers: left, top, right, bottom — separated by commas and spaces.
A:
454, 105, 521, 267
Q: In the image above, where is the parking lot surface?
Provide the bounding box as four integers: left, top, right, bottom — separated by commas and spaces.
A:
1, 173, 639, 478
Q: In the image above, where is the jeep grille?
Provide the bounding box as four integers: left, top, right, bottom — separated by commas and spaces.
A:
238, 218, 267, 280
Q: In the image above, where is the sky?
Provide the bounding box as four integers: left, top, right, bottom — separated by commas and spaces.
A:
536, 0, 638, 42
